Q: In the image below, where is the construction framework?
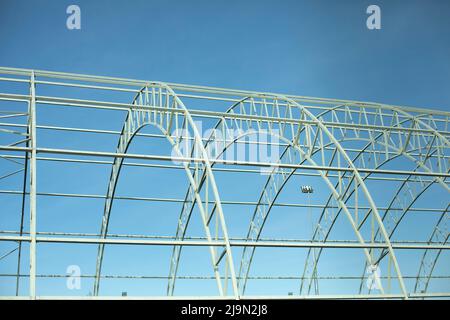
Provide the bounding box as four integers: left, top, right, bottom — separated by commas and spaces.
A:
0, 67, 448, 299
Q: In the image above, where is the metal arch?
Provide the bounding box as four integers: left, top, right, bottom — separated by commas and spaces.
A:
168, 95, 305, 295
167, 96, 367, 296
357, 161, 448, 294
384, 107, 450, 295
316, 106, 450, 295
298, 147, 409, 295
241, 96, 411, 298
224, 102, 409, 295
93, 84, 238, 297
169, 95, 314, 295
93, 85, 152, 295
300, 147, 402, 295
301, 142, 449, 295
236, 103, 360, 295
239, 102, 446, 296
236, 136, 388, 296
244, 98, 414, 293
168, 94, 329, 295
170, 121, 391, 297
168, 94, 408, 297
167, 97, 251, 296
0, 67, 449, 299
94, 84, 178, 294
299, 107, 449, 295
359, 150, 449, 275
414, 203, 449, 293
239, 105, 413, 295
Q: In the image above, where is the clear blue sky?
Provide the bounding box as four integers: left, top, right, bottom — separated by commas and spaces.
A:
1, 0, 450, 110
0, 0, 449, 297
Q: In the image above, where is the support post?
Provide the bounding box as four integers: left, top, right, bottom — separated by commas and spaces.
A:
29, 72, 37, 299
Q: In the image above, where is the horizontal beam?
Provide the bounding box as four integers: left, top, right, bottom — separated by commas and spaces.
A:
0, 66, 449, 117
0, 76, 446, 128
0, 122, 448, 162
32, 95, 450, 135
0, 189, 446, 213
1, 93, 448, 136
1, 235, 450, 250
1, 146, 449, 177
1, 153, 445, 184
2, 230, 445, 245
2, 293, 450, 300
0, 75, 447, 136
2, 273, 449, 280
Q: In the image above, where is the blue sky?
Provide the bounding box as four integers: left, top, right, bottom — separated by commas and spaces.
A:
1, 0, 450, 110
0, 0, 449, 297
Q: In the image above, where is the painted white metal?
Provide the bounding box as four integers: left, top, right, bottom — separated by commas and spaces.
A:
0, 67, 448, 300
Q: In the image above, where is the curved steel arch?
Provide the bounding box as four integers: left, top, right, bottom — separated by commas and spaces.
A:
227, 101, 414, 295
94, 84, 238, 297
167, 95, 321, 295
170, 95, 409, 297
167, 96, 252, 296
298, 106, 449, 295
232, 99, 426, 294
230, 102, 448, 296
327, 106, 450, 296
301, 143, 449, 296
357, 162, 448, 295
169, 95, 338, 295
1, 67, 449, 300
414, 203, 449, 293
389, 109, 450, 295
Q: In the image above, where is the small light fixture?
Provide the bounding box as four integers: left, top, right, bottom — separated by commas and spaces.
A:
301, 185, 314, 194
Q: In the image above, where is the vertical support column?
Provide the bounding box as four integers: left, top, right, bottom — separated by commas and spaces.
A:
29, 71, 37, 299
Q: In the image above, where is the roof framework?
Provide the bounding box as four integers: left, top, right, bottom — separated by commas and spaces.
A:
0, 67, 448, 299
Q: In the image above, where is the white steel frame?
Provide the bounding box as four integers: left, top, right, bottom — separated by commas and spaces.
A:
0, 67, 448, 300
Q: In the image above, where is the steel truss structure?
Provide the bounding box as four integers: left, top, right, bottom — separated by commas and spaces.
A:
0, 67, 448, 299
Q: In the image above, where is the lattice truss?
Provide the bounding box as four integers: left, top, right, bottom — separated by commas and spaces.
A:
0, 67, 448, 299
